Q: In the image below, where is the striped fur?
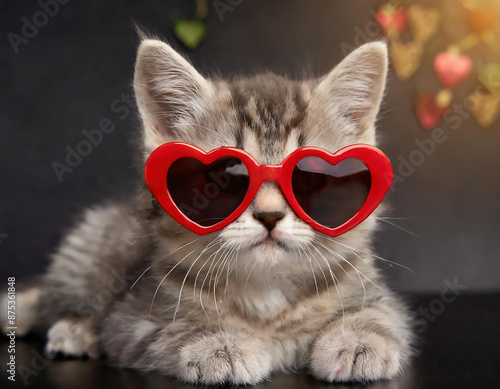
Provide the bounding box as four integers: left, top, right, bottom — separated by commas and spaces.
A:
6, 39, 413, 385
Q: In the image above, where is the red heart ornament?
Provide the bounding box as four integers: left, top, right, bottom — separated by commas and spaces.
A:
416, 93, 450, 129
376, 6, 408, 35
434, 52, 473, 89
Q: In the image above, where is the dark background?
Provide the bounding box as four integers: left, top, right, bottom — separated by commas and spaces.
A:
1, 0, 499, 293
1, 1, 500, 388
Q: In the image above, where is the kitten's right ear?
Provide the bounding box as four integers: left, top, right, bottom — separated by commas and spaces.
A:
134, 39, 212, 152
309, 42, 388, 145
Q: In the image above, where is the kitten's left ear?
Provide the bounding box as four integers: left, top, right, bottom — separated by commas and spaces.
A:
311, 42, 388, 144
134, 39, 212, 152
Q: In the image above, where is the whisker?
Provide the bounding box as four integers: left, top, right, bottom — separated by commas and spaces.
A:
293, 248, 308, 285
378, 105, 402, 115
307, 242, 345, 324
374, 217, 420, 237
308, 244, 333, 290
209, 247, 229, 301
130, 237, 200, 290
149, 246, 200, 317
224, 244, 240, 300
316, 236, 383, 291
173, 238, 222, 321
213, 246, 235, 316
321, 236, 414, 273
244, 254, 260, 291
200, 243, 226, 317
312, 238, 350, 279
304, 245, 329, 295
299, 246, 319, 297
193, 240, 222, 299
313, 239, 368, 309
377, 216, 414, 220
200, 245, 228, 316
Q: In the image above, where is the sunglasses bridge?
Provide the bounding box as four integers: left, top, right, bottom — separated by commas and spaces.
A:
251, 164, 283, 183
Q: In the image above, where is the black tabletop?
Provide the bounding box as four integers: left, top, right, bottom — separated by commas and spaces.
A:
1, 294, 499, 389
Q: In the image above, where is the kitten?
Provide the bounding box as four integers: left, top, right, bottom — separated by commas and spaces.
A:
3, 38, 413, 384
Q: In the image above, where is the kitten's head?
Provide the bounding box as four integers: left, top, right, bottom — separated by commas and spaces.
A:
134, 39, 388, 273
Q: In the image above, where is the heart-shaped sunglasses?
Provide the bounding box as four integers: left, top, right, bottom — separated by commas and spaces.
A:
145, 142, 393, 236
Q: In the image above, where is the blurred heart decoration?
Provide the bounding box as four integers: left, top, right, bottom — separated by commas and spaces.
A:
377, 0, 500, 129
408, 5, 441, 43
375, 5, 408, 35
416, 91, 451, 130
434, 52, 473, 89
174, 19, 206, 49
478, 63, 500, 94
390, 40, 423, 81
468, 90, 500, 128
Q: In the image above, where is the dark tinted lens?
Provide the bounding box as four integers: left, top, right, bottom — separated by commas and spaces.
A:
167, 157, 249, 226
292, 157, 371, 228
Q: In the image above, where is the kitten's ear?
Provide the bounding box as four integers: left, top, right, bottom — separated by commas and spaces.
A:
311, 42, 388, 144
134, 39, 212, 151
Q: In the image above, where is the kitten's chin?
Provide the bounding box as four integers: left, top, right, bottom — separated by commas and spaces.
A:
249, 235, 290, 252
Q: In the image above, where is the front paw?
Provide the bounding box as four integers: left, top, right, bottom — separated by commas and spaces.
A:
310, 328, 401, 382
178, 331, 272, 385
45, 319, 99, 359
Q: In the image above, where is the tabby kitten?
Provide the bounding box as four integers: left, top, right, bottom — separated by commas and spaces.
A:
3, 38, 412, 384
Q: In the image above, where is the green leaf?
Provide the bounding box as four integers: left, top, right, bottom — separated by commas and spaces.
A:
174, 19, 206, 49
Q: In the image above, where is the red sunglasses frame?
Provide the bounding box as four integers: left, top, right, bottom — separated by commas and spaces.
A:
145, 142, 393, 236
